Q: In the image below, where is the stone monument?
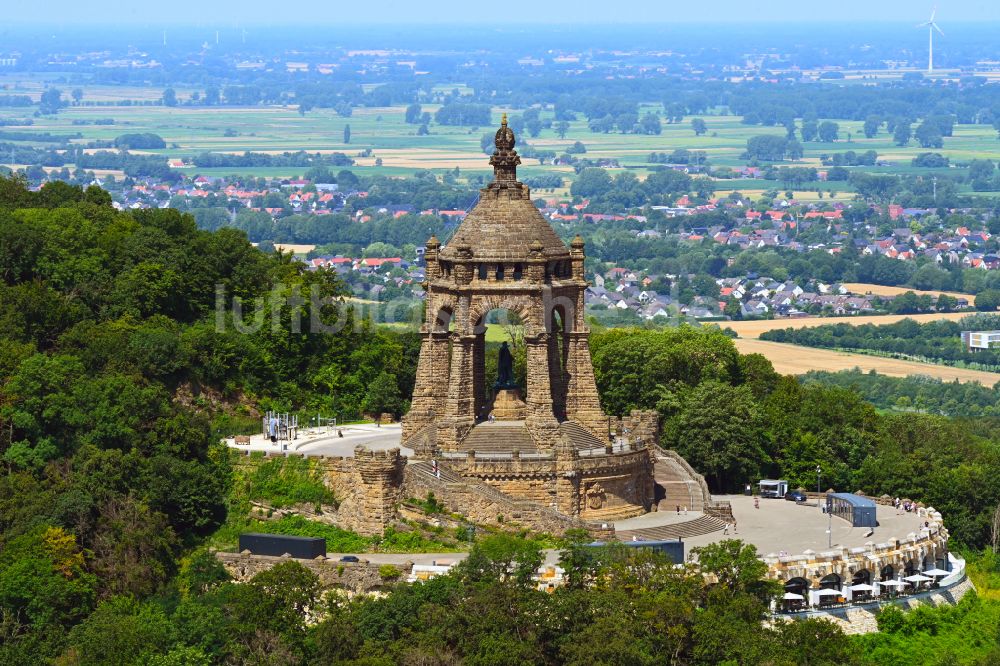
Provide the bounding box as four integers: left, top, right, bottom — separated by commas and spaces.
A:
400, 116, 657, 519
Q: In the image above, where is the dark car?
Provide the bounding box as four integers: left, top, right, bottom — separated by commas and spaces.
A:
339, 555, 360, 563
785, 490, 807, 502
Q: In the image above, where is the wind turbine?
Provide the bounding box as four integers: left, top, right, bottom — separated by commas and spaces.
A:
918, 6, 944, 73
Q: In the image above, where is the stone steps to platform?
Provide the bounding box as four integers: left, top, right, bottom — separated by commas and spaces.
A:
653, 451, 707, 512
409, 460, 465, 484
616, 515, 726, 542
558, 421, 608, 450
460, 423, 536, 453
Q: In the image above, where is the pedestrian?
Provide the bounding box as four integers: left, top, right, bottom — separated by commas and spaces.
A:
723, 523, 729, 535
754, 498, 760, 509
268, 415, 278, 443
683, 505, 688, 515
676, 504, 681, 515
733, 520, 738, 534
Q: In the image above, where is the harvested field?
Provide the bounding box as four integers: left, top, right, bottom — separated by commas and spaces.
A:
842, 283, 974, 301
725, 312, 973, 339
734, 338, 1000, 387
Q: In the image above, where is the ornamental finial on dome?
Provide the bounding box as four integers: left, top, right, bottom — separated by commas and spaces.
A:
490, 114, 520, 185
495, 113, 515, 151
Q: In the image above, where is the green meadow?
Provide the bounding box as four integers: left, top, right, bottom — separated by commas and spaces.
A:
2, 77, 1000, 194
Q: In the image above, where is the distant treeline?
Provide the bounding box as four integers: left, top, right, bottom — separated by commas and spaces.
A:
0, 95, 33, 107
804, 369, 1000, 418
0, 130, 79, 143
191, 151, 354, 169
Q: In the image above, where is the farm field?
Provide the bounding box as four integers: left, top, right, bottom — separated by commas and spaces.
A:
841, 282, 975, 301
724, 311, 973, 338
734, 338, 1000, 386
3, 80, 998, 189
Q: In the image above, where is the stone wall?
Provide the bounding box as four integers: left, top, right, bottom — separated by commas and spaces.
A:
233, 448, 405, 537
216, 551, 411, 596
784, 577, 974, 635
439, 446, 653, 521
403, 461, 616, 538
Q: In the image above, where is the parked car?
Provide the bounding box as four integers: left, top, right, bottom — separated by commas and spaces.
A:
785, 490, 807, 502
339, 555, 360, 563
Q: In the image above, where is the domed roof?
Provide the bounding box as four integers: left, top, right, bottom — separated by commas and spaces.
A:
439, 116, 569, 262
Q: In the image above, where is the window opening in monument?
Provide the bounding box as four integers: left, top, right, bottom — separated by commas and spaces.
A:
880, 565, 895, 581
551, 306, 569, 421
513, 263, 523, 280
433, 306, 454, 380
478, 264, 488, 280
495, 263, 505, 281
480, 309, 526, 410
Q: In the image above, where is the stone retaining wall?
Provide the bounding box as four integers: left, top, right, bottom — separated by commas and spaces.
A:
441, 447, 652, 520
216, 551, 412, 596
233, 447, 405, 536
787, 576, 974, 635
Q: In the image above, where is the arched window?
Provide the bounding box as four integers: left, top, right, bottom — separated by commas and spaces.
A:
852, 569, 872, 586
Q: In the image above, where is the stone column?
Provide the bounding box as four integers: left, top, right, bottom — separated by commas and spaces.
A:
525, 333, 560, 443
440, 333, 476, 448
402, 331, 451, 441
555, 442, 580, 515
564, 331, 609, 439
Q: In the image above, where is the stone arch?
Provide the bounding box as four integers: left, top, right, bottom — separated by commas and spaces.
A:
880, 564, 895, 581
783, 577, 809, 611
851, 569, 872, 586
431, 301, 456, 333
904, 559, 919, 577
819, 573, 842, 590
468, 295, 538, 336
784, 577, 809, 595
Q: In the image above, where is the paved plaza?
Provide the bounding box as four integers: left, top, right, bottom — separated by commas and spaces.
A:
670, 494, 929, 554
227, 423, 409, 457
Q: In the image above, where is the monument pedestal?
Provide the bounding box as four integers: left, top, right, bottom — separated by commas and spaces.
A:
490, 388, 528, 420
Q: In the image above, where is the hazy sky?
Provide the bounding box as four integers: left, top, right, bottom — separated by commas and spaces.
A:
8, 0, 1000, 25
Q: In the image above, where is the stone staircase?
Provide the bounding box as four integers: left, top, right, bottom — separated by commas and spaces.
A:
459, 421, 536, 452
558, 420, 609, 450
653, 449, 710, 512
616, 515, 726, 542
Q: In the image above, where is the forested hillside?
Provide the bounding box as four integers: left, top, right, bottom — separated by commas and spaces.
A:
0, 175, 417, 663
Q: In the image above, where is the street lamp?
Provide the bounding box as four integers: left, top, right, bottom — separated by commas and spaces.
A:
816, 465, 822, 512
828, 504, 833, 548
